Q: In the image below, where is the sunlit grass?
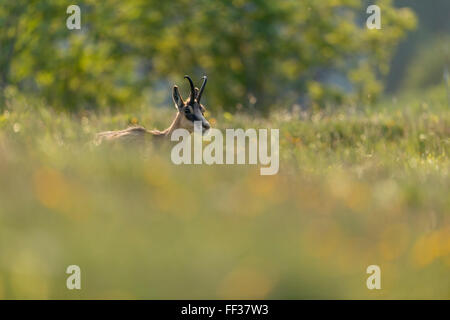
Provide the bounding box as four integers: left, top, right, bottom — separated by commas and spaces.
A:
0, 89, 449, 299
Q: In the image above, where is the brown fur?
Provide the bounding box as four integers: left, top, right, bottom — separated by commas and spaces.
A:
95, 75, 210, 146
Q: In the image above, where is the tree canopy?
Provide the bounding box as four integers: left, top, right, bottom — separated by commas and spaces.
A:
0, 0, 416, 111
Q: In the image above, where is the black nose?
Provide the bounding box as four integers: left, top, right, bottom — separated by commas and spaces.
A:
203, 122, 210, 130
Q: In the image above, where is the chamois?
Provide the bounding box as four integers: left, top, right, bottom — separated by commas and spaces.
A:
95, 75, 210, 145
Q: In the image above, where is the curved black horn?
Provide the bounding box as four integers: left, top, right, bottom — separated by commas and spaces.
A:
184, 75, 195, 103
196, 76, 207, 103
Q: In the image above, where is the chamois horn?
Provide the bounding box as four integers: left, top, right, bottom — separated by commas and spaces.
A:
184, 75, 196, 104
196, 76, 207, 103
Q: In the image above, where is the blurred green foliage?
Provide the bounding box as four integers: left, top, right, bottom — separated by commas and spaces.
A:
402, 35, 450, 91
0, 0, 416, 111
2, 0, 447, 300
387, 0, 450, 93
0, 87, 448, 299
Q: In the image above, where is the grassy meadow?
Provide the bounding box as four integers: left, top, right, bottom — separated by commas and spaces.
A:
0, 86, 448, 299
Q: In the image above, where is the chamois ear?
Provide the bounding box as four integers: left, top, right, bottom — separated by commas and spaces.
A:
172, 85, 184, 110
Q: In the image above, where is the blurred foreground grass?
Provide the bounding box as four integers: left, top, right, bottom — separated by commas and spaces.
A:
0, 88, 449, 299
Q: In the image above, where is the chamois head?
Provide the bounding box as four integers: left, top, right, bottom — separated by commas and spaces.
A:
172, 75, 211, 134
